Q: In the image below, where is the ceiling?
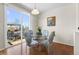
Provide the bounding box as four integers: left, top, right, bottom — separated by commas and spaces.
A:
22, 3, 71, 13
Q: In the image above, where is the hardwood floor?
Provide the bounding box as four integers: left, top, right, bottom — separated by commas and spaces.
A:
0, 42, 74, 55
30, 42, 73, 55
52, 42, 74, 55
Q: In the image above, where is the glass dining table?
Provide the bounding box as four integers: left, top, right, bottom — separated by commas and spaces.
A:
32, 35, 47, 51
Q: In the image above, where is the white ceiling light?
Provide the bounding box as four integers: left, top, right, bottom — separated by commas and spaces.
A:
31, 8, 39, 15
31, 3, 39, 15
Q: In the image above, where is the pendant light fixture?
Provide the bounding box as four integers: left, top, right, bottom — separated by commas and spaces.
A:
31, 3, 39, 15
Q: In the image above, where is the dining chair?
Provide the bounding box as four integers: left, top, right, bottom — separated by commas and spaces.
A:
24, 30, 39, 54
24, 30, 38, 47
41, 31, 55, 51
40, 31, 55, 54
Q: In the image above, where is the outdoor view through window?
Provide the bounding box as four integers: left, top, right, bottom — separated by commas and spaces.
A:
6, 7, 29, 47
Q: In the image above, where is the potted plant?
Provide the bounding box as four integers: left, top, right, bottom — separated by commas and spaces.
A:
36, 26, 42, 36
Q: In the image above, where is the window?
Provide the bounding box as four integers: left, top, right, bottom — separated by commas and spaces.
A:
6, 7, 30, 47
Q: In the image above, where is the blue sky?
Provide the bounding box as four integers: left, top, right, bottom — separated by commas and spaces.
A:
6, 8, 29, 27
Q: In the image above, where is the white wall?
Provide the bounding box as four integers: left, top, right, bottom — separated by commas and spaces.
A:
75, 32, 79, 55
39, 4, 76, 46
0, 4, 5, 50
74, 3, 79, 55
75, 3, 79, 32
30, 15, 39, 35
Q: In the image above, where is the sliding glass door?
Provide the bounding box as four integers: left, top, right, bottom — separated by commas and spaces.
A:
21, 13, 30, 55
5, 4, 30, 55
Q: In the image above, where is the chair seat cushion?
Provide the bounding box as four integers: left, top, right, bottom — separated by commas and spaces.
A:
31, 39, 38, 45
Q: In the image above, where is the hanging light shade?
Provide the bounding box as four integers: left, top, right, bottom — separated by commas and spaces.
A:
31, 3, 39, 15
31, 8, 39, 15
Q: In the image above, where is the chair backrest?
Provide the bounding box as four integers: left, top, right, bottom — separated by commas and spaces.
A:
48, 31, 55, 44
42, 30, 49, 37
24, 30, 33, 46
